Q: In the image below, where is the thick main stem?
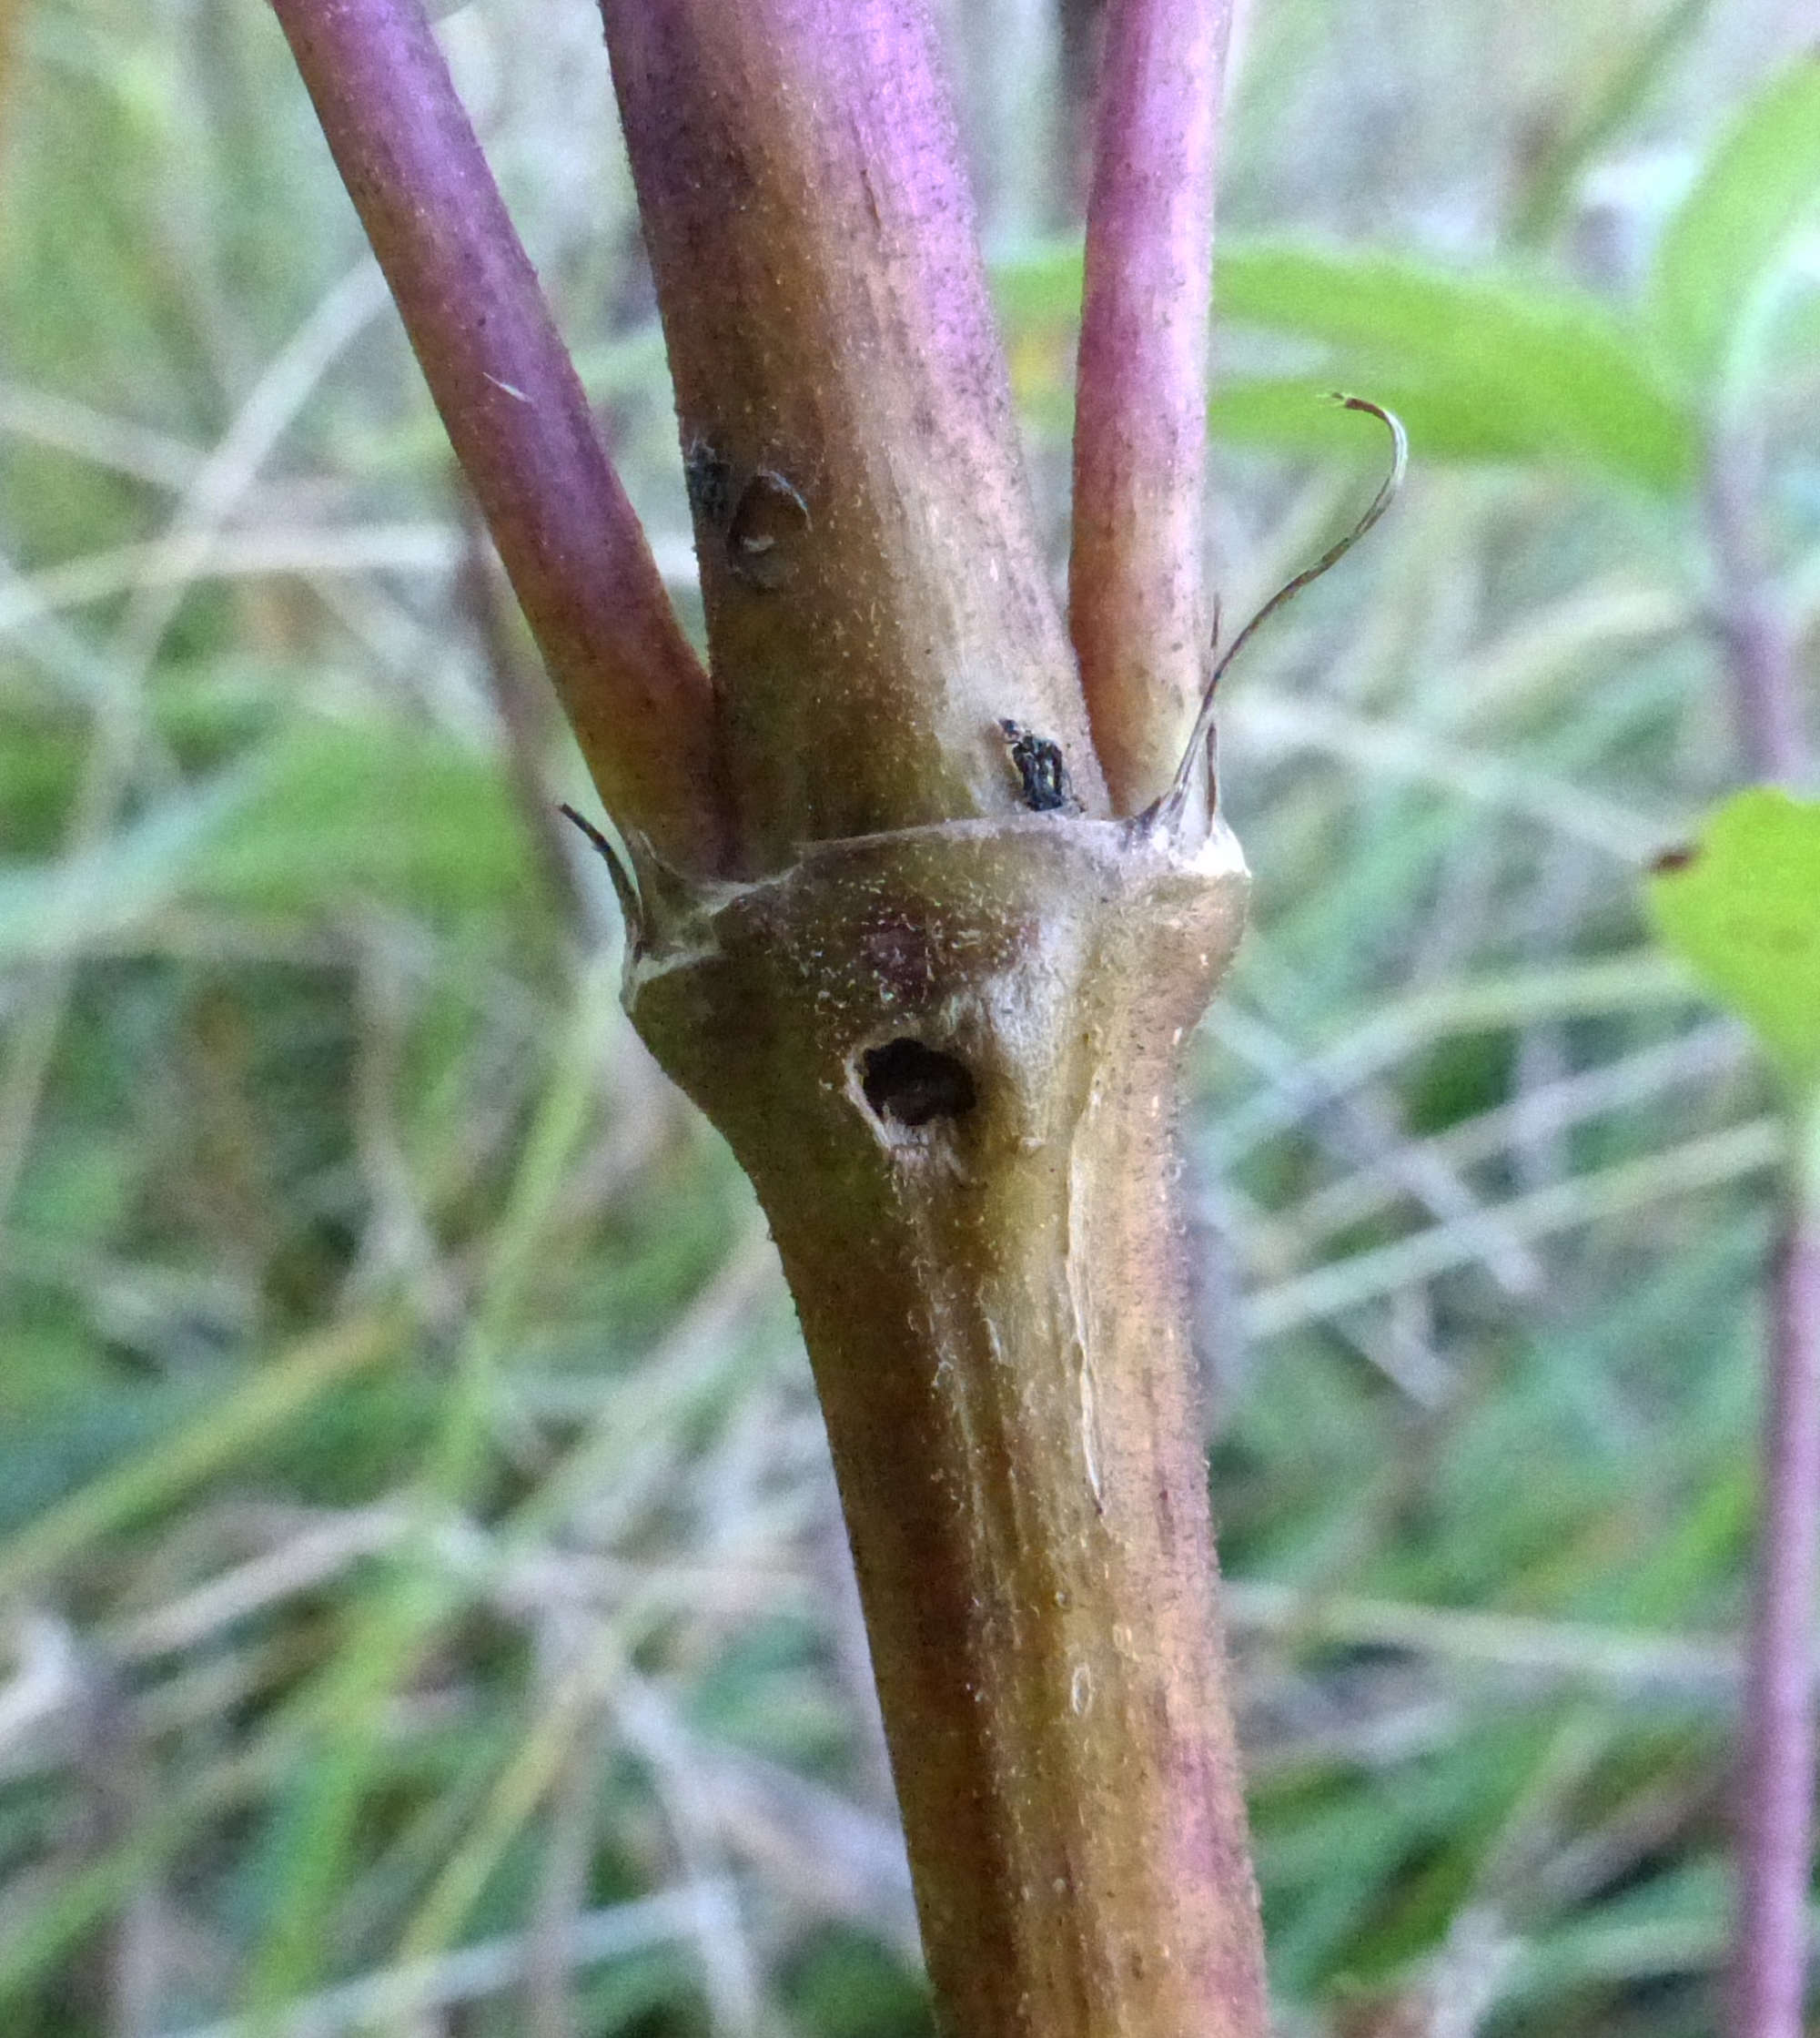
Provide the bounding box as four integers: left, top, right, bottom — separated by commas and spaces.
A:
600, 0, 1105, 865
629, 816, 1267, 2038
272, 2, 1271, 2022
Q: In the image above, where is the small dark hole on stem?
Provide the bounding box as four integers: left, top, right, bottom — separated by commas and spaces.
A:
860, 1039, 977, 1129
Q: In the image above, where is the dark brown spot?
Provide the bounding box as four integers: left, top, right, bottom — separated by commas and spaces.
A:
1652, 843, 1699, 875
682, 441, 734, 530
998, 719, 1076, 813
859, 918, 939, 1003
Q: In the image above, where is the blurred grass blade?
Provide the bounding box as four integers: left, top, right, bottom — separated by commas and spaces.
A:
192, 718, 533, 916
1509, 0, 1712, 248
0, 1750, 273, 2000
0, 766, 256, 962
1647, 55, 1820, 389
994, 238, 1695, 491
0, 1311, 401, 1601
1649, 789, 1820, 1094
168, 1888, 713, 2038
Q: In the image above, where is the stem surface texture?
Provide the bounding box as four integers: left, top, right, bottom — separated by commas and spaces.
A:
629, 813, 1267, 2038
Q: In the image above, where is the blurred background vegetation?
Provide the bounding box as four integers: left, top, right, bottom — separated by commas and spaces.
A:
0, 0, 1817, 2032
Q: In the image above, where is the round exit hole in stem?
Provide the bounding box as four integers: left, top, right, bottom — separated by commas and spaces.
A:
858, 1038, 977, 1130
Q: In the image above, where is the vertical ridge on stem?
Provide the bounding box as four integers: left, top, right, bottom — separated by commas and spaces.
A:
1071, 0, 1232, 814
268, 0, 729, 874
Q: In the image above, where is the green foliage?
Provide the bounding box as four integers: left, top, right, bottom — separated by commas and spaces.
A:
1646, 56, 1820, 389
1001, 53, 1820, 492
1215, 244, 1695, 492
996, 237, 1697, 491
1649, 790, 1820, 1096
197, 715, 536, 916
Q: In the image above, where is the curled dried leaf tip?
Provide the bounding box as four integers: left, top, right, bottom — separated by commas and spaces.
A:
1152, 395, 1408, 834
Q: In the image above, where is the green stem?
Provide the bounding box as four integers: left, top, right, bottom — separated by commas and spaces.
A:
630, 814, 1268, 2038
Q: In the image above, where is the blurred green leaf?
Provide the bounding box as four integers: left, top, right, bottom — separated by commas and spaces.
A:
1210, 374, 1544, 463
0, 1328, 122, 1421
194, 717, 534, 916
1649, 788, 1820, 1094
1510, 1860, 1733, 1998
1647, 56, 1820, 388
1216, 243, 1694, 491
0, 717, 537, 960
785, 1926, 930, 2038
993, 238, 1696, 491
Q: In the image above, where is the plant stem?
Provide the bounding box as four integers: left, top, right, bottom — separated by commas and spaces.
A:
272, 6, 1275, 2029
598, 0, 1103, 867
1071, 0, 1232, 811
597, 8, 1269, 2027
1709, 405, 1818, 2035
267, 0, 727, 872
1707, 432, 1810, 787
1734, 1096, 1820, 2038
630, 814, 1268, 2037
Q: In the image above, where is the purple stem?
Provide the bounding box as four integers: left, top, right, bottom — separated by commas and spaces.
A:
1713, 407, 1819, 2034
1735, 1124, 1820, 2038
599, 0, 1096, 862
1708, 434, 1811, 787
268, 0, 727, 873
1071, 0, 1232, 813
